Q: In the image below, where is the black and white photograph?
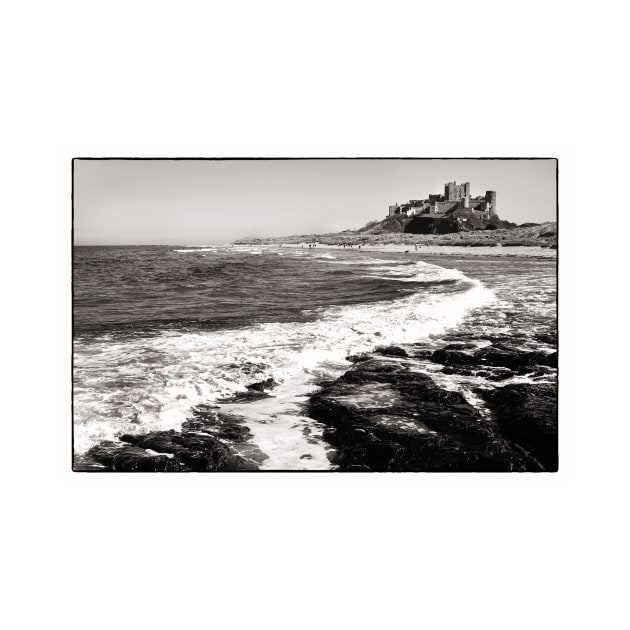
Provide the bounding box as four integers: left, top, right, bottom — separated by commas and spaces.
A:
5, 1, 629, 628
73, 158, 557, 472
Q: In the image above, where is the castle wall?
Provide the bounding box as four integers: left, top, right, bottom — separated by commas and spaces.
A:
453, 208, 490, 218
434, 201, 460, 214
387, 183, 498, 221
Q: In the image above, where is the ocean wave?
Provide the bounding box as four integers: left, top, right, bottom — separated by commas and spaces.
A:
174, 248, 218, 253
319, 257, 414, 265
73, 261, 495, 466
361, 261, 466, 283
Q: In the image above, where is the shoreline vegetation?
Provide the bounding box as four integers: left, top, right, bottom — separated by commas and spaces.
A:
233, 221, 557, 249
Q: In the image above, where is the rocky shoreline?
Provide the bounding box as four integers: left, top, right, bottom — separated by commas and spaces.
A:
233, 221, 557, 249
310, 344, 557, 472
75, 381, 273, 472
75, 341, 557, 472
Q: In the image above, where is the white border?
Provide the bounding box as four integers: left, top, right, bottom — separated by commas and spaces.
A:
3, 1, 627, 629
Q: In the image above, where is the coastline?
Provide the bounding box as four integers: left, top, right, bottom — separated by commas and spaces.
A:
78, 340, 558, 472
232, 241, 556, 258
76, 247, 557, 472
232, 221, 557, 254
309, 343, 557, 472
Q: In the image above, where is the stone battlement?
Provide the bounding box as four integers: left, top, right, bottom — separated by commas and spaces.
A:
389, 181, 497, 223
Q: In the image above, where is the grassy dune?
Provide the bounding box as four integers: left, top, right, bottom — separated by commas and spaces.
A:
234, 222, 557, 248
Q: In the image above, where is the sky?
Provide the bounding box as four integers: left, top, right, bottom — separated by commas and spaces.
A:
73, 159, 557, 245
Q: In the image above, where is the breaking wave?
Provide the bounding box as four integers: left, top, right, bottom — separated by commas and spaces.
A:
73, 257, 495, 459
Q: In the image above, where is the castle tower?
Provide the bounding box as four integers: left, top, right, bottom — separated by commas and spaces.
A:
485, 190, 497, 214
445, 181, 471, 202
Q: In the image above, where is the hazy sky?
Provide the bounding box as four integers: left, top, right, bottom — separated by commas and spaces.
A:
74, 159, 557, 245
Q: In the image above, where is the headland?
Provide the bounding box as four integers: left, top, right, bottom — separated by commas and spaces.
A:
233, 221, 557, 251
234, 180, 556, 250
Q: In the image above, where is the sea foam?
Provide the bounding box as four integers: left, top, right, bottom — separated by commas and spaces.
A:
73, 258, 496, 467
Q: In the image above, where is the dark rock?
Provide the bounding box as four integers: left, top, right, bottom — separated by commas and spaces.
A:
119, 430, 256, 471
224, 361, 268, 375
442, 342, 480, 351
346, 353, 372, 363
431, 347, 557, 372
408, 347, 434, 359
431, 348, 477, 366
478, 384, 558, 471
481, 349, 557, 370
215, 377, 277, 403
246, 377, 277, 392
179, 407, 267, 467
309, 358, 538, 472
375, 345, 408, 357
216, 389, 270, 403
83, 402, 265, 472
184, 407, 252, 442
534, 332, 557, 346
85, 440, 181, 472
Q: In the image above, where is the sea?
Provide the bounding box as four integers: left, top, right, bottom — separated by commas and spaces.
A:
73, 244, 557, 470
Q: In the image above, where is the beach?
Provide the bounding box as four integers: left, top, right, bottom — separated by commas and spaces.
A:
236, 240, 556, 258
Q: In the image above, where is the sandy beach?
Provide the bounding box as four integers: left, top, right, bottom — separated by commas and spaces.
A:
233, 241, 557, 258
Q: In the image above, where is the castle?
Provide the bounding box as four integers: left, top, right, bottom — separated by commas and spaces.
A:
388, 181, 497, 222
